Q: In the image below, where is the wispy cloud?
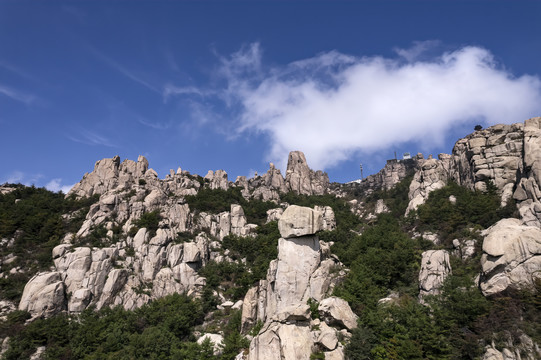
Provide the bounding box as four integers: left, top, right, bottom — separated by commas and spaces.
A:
88, 46, 161, 94
163, 84, 208, 101
0, 60, 35, 81
67, 129, 118, 147
168, 42, 541, 171
0, 84, 36, 104
1, 171, 43, 186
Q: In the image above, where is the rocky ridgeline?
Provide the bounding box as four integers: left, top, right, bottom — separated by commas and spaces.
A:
241, 206, 355, 360
406, 117, 541, 226
17, 151, 335, 319
358, 155, 421, 195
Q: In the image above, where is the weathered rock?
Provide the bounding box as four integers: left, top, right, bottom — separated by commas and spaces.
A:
480, 218, 541, 296
69, 288, 92, 313
515, 117, 541, 226
204, 170, 230, 190
452, 238, 477, 260
241, 287, 259, 333
406, 155, 451, 215
318, 297, 358, 331
69, 155, 150, 198
315, 322, 338, 351
266, 208, 284, 223
29, 346, 46, 360
374, 199, 389, 215
197, 333, 224, 356
359, 156, 421, 195
19, 272, 66, 317
285, 151, 329, 195
419, 250, 451, 300
271, 236, 321, 312
314, 206, 336, 231
451, 123, 524, 205
278, 205, 323, 239
0, 300, 16, 321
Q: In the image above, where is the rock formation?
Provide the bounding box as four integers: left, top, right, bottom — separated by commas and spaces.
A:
480, 218, 541, 296
513, 117, 541, 227
359, 155, 421, 195
406, 155, 452, 215
451, 123, 524, 205
16, 150, 337, 318
285, 151, 330, 196
241, 205, 354, 360
418, 250, 451, 301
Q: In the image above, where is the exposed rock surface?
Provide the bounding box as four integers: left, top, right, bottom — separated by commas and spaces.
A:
418, 250, 451, 301
481, 332, 541, 360
16, 150, 338, 318
19, 272, 66, 317
70, 155, 151, 198
451, 123, 524, 205
480, 218, 541, 296
406, 155, 451, 215
285, 151, 330, 196
278, 205, 323, 239
241, 205, 354, 360
358, 156, 421, 195
514, 117, 541, 227
318, 297, 358, 330
197, 333, 224, 356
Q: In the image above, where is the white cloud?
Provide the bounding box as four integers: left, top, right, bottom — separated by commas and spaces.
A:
0, 84, 36, 104
88, 45, 160, 94
67, 129, 118, 147
45, 178, 74, 194
171, 43, 541, 171
1, 171, 43, 186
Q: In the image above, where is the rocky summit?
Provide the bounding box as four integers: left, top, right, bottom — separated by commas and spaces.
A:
1, 118, 541, 359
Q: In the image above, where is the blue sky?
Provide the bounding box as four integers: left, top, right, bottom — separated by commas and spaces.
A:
1, 1, 541, 192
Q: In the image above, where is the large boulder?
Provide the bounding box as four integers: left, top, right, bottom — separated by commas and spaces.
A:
418, 250, 452, 300
19, 272, 66, 317
480, 218, 541, 296
318, 297, 358, 331
278, 205, 323, 239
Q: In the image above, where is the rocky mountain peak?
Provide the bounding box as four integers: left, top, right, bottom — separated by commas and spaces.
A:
285, 150, 330, 196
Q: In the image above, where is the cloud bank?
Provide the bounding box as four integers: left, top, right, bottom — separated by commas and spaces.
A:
172, 43, 541, 170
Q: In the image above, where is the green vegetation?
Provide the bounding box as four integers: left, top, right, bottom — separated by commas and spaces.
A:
185, 187, 277, 225
333, 214, 424, 313
200, 221, 280, 300
366, 174, 414, 218
339, 177, 530, 359
128, 210, 162, 238
0, 293, 212, 360
413, 181, 517, 244
0, 185, 98, 301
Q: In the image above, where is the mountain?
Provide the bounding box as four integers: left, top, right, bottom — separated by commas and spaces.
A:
1, 118, 540, 359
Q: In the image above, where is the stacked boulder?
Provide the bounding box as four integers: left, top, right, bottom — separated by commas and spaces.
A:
241, 205, 356, 360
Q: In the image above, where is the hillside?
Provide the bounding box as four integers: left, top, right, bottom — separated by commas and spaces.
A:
1, 118, 541, 359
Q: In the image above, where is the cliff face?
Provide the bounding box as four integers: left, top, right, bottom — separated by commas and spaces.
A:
405, 117, 541, 228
